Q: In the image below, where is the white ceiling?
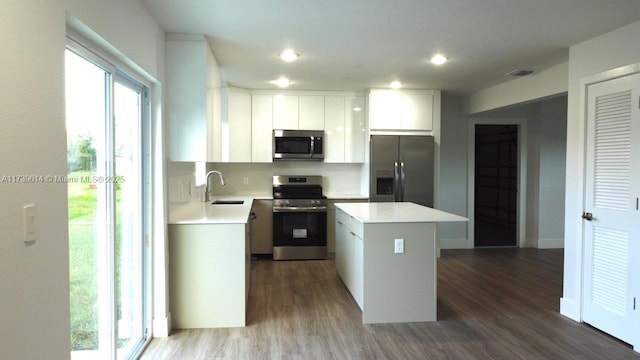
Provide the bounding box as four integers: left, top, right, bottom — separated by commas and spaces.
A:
140, 0, 640, 95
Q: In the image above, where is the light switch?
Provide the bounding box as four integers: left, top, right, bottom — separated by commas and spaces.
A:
23, 204, 37, 243
394, 238, 404, 254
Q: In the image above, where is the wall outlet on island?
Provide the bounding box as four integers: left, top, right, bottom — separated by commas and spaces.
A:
394, 238, 404, 254
243, 177, 249, 185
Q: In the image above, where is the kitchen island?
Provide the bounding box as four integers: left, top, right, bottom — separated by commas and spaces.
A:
168, 198, 253, 328
334, 202, 467, 324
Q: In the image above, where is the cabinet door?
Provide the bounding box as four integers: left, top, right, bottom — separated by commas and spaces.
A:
335, 210, 349, 281
369, 90, 401, 130
345, 96, 365, 162
273, 95, 298, 129
227, 89, 252, 162
299, 95, 325, 130
166, 39, 209, 161
324, 96, 346, 163
245, 222, 251, 301
353, 234, 364, 309
401, 91, 433, 130
251, 95, 273, 163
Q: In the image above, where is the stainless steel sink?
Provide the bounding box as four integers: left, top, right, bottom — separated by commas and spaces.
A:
211, 200, 244, 205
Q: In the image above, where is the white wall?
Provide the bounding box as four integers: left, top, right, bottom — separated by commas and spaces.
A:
561, 19, 640, 322
464, 62, 568, 115
439, 94, 567, 249
0, 2, 69, 359
438, 95, 470, 247
537, 97, 567, 248
0, 1, 165, 359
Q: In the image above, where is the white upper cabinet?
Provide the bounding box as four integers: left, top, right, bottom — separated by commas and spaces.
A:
344, 96, 366, 162
299, 96, 325, 130
251, 94, 273, 163
272, 95, 298, 129
166, 34, 220, 161
273, 94, 325, 130
369, 90, 401, 130
324, 96, 365, 163
368, 89, 435, 131
324, 96, 346, 163
221, 87, 252, 162
401, 91, 434, 130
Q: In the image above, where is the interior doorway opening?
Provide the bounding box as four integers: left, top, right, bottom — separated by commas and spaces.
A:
474, 125, 518, 247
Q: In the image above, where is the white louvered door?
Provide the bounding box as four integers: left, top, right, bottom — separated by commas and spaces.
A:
583, 73, 640, 345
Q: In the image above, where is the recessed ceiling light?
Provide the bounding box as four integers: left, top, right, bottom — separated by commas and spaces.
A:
390, 81, 403, 89
430, 54, 448, 65
270, 77, 293, 88
353, 107, 362, 112
280, 49, 299, 62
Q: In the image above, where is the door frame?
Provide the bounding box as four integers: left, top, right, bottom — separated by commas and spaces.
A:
467, 118, 527, 248
576, 62, 640, 351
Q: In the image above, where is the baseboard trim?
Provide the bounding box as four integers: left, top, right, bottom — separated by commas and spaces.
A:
538, 238, 564, 249
438, 238, 472, 249
152, 313, 171, 337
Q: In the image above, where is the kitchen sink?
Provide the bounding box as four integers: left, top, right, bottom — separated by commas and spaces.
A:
211, 200, 244, 205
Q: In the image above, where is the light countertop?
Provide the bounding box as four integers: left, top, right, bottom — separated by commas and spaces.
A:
169, 197, 254, 224
334, 202, 467, 224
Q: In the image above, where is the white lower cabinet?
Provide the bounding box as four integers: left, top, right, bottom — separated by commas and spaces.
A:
335, 208, 364, 309
169, 223, 250, 328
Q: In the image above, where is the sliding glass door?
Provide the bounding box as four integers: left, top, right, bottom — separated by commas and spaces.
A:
66, 42, 150, 360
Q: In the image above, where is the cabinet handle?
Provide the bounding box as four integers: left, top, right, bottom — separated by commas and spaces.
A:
350, 231, 356, 236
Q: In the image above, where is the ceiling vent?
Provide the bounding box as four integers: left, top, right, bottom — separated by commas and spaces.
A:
505, 69, 534, 77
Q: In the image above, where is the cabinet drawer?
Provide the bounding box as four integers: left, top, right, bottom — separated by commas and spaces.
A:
336, 209, 363, 239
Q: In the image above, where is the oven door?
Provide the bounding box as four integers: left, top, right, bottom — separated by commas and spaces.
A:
272, 208, 327, 260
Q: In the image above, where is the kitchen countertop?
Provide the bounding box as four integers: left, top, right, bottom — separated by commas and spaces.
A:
334, 202, 467, 224
169, 197, 254, 224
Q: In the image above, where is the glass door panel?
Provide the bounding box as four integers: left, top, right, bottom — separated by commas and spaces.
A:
66, 49, 111, 358
114, 80, 144, 358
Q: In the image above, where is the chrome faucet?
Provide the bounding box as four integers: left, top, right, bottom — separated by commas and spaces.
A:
204, 170, 225, 202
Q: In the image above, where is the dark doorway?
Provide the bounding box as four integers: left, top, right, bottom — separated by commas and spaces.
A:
474, 125, 518, 247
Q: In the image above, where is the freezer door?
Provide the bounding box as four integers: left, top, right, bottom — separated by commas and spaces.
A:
369, 135, 399, 202
399, 136, 434, 207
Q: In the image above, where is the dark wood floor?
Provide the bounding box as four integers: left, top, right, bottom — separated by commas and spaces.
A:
140, 249, 639, 359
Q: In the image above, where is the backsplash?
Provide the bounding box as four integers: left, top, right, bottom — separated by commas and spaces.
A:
168, 161, 367, 203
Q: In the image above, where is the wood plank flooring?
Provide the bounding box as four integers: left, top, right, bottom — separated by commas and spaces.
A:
140, 249, 639, 359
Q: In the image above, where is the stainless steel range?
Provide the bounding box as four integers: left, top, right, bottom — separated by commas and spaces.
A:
272, 175, 327, 260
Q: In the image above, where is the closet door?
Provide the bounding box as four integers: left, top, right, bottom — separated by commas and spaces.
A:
583, 73, 640, 345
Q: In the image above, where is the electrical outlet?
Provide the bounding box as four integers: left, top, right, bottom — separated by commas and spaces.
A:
394, 238, 404, 254
243, 177, 249, 185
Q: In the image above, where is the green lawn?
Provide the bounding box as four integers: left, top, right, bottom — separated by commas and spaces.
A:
68, 171, 123, 351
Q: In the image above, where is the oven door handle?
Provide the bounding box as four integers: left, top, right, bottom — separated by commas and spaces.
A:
273, 206, 327, 213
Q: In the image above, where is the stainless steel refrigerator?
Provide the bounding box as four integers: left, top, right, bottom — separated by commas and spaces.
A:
369, 135, 434, 207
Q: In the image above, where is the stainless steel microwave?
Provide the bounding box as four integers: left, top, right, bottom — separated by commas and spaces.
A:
273, 130, 324, 161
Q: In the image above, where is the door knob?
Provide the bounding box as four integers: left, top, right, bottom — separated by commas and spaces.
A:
582, 212, 593, 221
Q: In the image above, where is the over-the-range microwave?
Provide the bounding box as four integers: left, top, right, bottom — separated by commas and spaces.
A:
273, 130, 324, 161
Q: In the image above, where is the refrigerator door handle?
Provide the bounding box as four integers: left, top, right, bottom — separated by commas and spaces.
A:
394, 160, 398, 201
400, 159, 406, 201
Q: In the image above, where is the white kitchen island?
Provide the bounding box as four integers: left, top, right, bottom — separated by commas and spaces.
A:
334, 202, 467, 324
